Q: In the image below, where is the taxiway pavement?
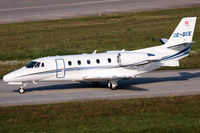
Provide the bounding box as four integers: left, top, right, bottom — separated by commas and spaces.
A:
0, 69, 200, 106
0, 0, 200, 24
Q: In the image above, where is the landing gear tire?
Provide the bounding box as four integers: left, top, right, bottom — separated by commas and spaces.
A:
108, 82, 117, 90
18, 82, 27, 94
19, 87, 24, 94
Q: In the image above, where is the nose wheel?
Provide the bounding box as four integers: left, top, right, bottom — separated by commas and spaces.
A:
19, 87, 24, 94
18, 82, 27, 94
108, 80, 118, 90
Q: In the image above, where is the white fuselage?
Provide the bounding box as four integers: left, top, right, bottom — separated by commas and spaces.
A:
3, 44, 189, 84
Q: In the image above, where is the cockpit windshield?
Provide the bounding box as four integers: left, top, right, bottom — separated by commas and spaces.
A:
26, 61, 45, 68
26, 61, 37, 68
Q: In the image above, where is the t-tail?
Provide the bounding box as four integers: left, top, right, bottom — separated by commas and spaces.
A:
164, 17, 197, 50
160, 17, 197, 67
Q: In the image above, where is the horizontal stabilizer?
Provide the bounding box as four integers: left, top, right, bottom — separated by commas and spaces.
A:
167, 41, 195, 48
167, 41, 195, 51
160, 38, 168, 44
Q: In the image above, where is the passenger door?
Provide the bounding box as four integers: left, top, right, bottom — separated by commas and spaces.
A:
55, 59, 65, 78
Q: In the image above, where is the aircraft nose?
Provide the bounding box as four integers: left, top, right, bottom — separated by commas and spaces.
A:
3, 74, 12, 82
3, 68, 24, 82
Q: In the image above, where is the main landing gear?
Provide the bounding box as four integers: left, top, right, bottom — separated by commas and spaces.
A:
19, 87, 24, 94
18, 82, 27, 94
90, 80, 118, 90
108, 80, 118, 90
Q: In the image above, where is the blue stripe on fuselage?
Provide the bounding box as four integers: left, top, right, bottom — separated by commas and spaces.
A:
160, 46, 190, 61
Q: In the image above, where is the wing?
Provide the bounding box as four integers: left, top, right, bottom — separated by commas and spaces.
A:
83, 75, 134, 82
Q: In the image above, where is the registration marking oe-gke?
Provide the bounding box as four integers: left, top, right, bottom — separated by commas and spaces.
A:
173, 31, 192, 38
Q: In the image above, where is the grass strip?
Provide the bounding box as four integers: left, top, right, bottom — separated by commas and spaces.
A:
0, 95, 200, 132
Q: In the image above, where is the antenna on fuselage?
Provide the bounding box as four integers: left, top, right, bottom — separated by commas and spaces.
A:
92, 50, 97, 54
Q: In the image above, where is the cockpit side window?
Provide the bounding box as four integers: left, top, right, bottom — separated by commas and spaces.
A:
26, 61, 37, 68
35, 62, 41, 68
41, 63, 44, 67
26, 61, 45, 68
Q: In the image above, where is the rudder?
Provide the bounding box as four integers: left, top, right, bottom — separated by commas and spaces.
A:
165, 17, 197, 47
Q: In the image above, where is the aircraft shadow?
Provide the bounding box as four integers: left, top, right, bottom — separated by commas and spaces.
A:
13, 71, 200, 93
119, 71, 200, 86
13, 82, 91, 93
15, 82, 148, 93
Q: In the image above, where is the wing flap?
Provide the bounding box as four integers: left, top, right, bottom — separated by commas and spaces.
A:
83, 75, 133, 81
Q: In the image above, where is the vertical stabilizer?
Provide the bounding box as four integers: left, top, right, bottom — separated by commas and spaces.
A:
165, 17, 196, 47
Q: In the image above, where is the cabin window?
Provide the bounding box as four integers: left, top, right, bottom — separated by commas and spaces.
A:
41, 63, 44, 67
87, 60, 91, 64
68, 61, 72, 66
77, 60, 81, 65
96, 59, 100, 64
26, 61, 37, 68
108, 58, 111, 63
35, 62, 40, 68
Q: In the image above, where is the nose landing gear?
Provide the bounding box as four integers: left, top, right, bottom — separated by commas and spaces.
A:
18, 82, 27, 94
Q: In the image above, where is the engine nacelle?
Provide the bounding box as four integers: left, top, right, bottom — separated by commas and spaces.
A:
118, 52, 148, 66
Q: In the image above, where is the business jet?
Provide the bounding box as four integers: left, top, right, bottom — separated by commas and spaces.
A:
3, 17, 197, 94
